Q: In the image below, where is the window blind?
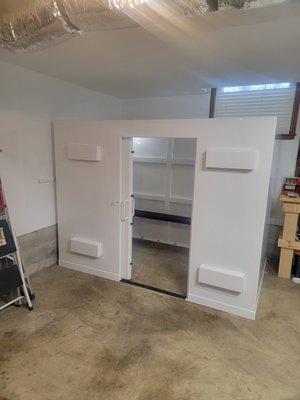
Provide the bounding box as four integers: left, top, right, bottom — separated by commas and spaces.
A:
215, 83, 296, 135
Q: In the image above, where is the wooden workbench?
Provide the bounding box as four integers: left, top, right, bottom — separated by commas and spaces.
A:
278, 194, 300, 278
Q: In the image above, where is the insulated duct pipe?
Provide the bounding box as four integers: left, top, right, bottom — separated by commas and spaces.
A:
0, 0, 295, 52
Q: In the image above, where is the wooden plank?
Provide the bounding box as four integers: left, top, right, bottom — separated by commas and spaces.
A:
278, 248, 294, 279
282, 212, 298, 241
278, 237, 300, 251
278, 192, 300, 279
280, 194, 300, 204
283, 203, 300, 213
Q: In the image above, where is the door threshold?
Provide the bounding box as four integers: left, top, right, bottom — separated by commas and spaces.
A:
120, 279, 186, 299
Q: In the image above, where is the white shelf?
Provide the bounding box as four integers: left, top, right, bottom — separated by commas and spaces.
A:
134, 192, 192, 205
133, 156, 195, 166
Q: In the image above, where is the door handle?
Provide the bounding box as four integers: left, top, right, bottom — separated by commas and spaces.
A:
131, 196, 135, 218
121, 199, 129, 222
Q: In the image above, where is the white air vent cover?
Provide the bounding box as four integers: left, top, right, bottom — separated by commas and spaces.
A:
206, 148, 258, 170
198, 264, 245, 293
70, 237, 102, 258
67, 143, 101, 161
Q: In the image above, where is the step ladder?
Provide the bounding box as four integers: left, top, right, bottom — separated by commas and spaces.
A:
0, 177, 34, 312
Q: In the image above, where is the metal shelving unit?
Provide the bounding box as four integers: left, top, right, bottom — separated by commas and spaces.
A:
0, 177, 34, 312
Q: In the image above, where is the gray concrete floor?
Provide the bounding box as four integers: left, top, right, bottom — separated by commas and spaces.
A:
132, 239, 189, 295
0, 264, 300, 400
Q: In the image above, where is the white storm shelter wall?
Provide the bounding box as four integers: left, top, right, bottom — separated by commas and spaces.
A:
54, 118, 276, 319
133, 138, 196, 247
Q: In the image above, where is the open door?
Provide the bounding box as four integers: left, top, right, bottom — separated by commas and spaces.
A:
120, 137, 134, 280
54, 123, 122, 281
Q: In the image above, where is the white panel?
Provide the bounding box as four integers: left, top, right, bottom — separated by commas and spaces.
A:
171, 165, 195, 198
173, 138, 196, 161
71, 237, 102, 258
67, 143, 101, 161
198, 264, 245, 293
133, 137, 168, 159
133, 163, 167, 196
205, 148, 258, 170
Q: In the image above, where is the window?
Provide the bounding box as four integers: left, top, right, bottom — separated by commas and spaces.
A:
214, 82, 296, 136
221, 82, 291, 93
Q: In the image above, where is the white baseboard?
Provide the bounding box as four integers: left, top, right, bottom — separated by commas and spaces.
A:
59, 259, 120, 282
187, 293, 256, 320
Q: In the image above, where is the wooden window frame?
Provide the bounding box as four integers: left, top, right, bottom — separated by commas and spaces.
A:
209, 87, 217, 118
209, 83, 300, 140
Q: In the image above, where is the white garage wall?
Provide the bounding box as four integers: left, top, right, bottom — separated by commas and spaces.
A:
0, 60, 122, 236
122, 93, 211, 119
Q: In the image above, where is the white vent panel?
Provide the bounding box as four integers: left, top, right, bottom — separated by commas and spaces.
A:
198, 264, 245, 293
70, 237, 102, 258
206, 148, 258, 170
67, 143, 101, 161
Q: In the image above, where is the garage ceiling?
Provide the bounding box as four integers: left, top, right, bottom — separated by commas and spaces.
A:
0, 2, 300, 98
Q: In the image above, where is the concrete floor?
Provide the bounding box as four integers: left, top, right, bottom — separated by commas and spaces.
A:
0, 265, 300, 400
132, 239, 188, 295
